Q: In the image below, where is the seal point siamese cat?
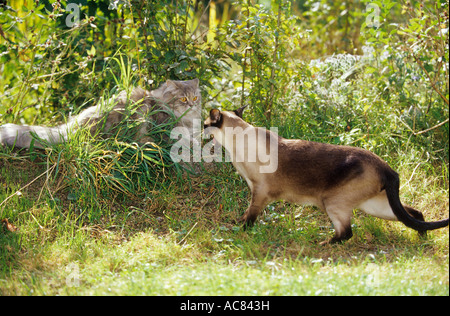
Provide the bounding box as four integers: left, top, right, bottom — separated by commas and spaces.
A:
204, 106, 449, 244
0, 79, 201, 149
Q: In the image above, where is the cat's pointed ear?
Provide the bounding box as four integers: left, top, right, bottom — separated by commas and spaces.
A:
191, 78, 200, 88
234, 105, 248, 118
166, 79, 177, 88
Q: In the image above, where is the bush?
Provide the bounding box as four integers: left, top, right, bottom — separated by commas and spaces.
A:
1, 0, 448, 184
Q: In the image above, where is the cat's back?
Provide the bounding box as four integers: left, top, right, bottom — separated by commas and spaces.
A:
115, 87, 150, 106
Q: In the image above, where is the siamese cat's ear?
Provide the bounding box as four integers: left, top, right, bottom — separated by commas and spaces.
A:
234, 105, 248, 118
210, 109, 222, 124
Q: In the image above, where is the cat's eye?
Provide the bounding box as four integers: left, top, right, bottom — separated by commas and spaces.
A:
181, 97, 187, 102
193, 96, 198, 101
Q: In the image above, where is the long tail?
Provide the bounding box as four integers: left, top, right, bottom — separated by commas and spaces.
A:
0, 122, 71, 149
0, 99, 108, 149
384, 170, 449, 232
0, 88, 151, 150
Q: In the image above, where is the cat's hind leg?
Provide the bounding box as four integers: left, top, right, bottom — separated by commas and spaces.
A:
321, 204, 354, 245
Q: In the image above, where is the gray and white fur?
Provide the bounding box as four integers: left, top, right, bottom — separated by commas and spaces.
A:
0, 79, 201, 149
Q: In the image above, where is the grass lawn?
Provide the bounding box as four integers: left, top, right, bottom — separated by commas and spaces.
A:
0, 152, 448, 296
1, 0, 448, 298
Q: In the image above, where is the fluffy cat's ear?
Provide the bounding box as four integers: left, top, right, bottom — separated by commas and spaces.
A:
191, 78, 200, 87
166, 80, 177, 88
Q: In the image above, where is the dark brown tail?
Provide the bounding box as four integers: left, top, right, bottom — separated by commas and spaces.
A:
384, 170, 449, 232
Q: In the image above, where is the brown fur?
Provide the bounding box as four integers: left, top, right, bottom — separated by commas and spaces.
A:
204, 107, 449, 244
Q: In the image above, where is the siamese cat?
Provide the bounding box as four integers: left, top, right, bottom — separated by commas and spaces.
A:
0, 79, 201, 149
203, 106, 449, 244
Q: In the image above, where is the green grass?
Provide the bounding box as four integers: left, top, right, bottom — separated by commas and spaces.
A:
0, 55, 448, 295
0, 149, 448, 296
1, 0, 448, 297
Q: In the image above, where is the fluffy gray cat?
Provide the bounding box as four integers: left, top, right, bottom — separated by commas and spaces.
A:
0, 79, 202, 149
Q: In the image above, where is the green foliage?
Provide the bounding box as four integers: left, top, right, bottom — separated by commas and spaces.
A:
297, 0, 367, 55
360, 0, 449, 161
1, 0, 448, 208
0, 0, 448, 296
0, 0, 230, 126
217, 0, 304, 124
1, 0, 448, 165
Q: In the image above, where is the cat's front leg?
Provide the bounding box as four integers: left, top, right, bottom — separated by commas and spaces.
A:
238, 191, 269, 228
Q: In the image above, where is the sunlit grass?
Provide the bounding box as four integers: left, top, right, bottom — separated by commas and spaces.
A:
0, 151, 448, 295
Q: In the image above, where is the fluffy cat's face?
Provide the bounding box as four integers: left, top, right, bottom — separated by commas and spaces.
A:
162, 78, 202, 119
